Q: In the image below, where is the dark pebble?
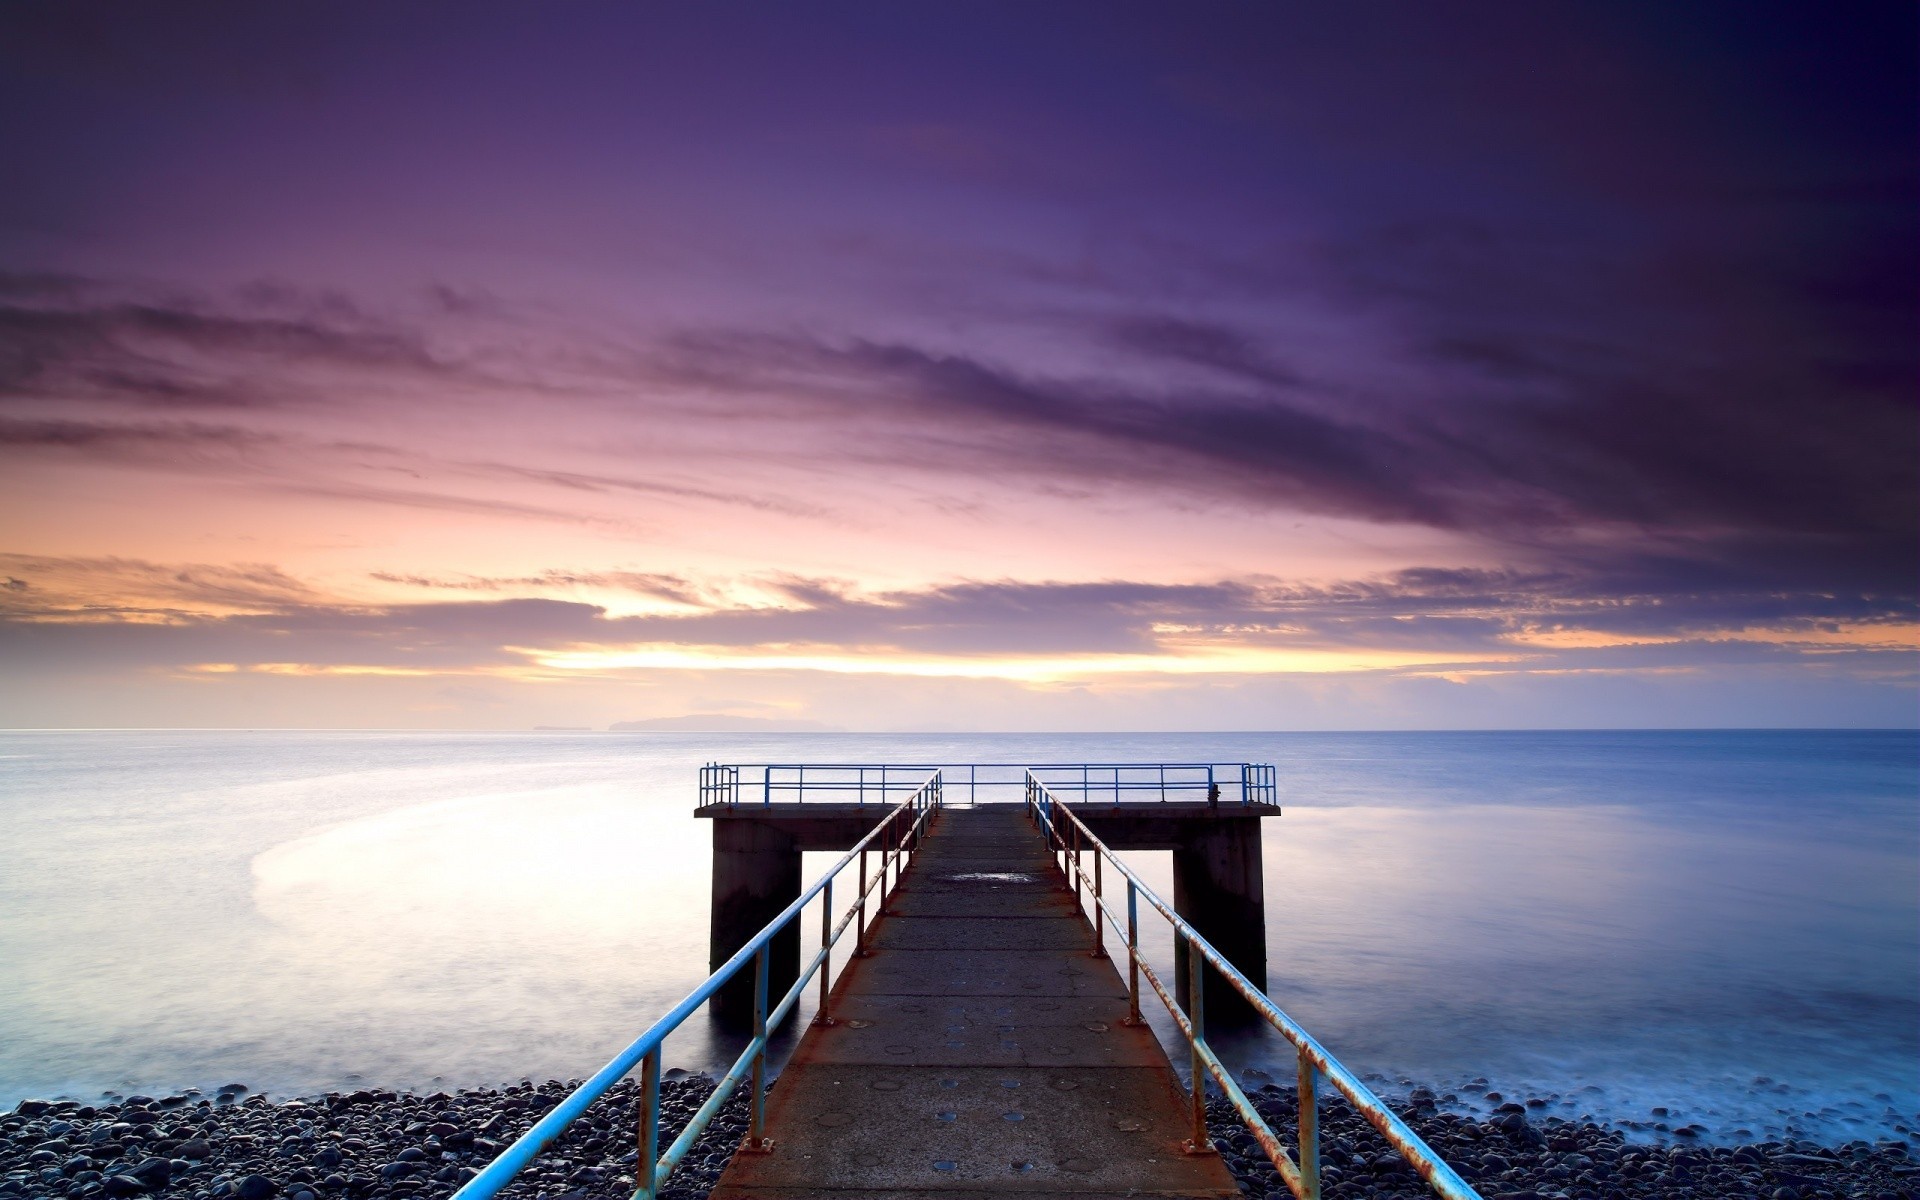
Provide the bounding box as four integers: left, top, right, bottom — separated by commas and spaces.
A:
236, 1173, 277, 1200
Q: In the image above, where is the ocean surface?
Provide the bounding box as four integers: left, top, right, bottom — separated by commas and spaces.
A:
0, 729, 1913, 1148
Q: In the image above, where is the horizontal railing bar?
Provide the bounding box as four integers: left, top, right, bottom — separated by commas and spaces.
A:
729, 760, 1264, 767
1029, 776, 1479, 1200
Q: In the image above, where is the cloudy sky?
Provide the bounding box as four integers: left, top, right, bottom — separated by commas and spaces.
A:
1, 2, 1914, 730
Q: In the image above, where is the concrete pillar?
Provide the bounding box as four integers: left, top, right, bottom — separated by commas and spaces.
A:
1172, 818, 1268, 1027
708, 819, 802, 1027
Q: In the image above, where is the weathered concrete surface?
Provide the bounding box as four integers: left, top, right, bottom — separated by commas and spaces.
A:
710, 805, 1239, 1200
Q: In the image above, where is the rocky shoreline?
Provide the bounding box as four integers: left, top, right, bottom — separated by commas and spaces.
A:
4, 1078, 1915, 1200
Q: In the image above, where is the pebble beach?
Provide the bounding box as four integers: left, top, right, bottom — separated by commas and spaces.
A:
5, 1077, 1916, 1200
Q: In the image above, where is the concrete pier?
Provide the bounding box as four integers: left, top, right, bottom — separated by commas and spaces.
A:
701, 800, 1281, 1027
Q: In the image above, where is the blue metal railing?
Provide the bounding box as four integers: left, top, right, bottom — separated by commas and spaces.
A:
453, 772, 943, 1200
1026, 772, 1482, 1200
700, 761, 1278, 807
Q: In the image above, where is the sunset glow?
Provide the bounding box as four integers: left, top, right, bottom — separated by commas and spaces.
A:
1, 5, 1912, 730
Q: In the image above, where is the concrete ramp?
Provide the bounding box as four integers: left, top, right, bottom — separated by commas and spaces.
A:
710, 805, 1241, 1199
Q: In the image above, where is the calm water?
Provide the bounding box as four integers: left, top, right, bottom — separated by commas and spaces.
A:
0, 729, 1913, 1146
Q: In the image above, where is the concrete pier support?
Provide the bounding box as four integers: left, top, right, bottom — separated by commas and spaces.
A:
708, 819, 802, 1027
1172, 819, 1268, 1027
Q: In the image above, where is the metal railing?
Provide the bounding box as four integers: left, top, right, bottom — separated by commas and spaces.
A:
1025, 772, 1482, 1200
453, 772, 944, 1200
700, 761, 1277, 806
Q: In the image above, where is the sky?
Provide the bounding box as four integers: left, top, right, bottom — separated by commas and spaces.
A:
0, 2, 1914, 731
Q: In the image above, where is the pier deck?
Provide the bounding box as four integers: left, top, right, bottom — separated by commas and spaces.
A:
710, 804, 1240, 1199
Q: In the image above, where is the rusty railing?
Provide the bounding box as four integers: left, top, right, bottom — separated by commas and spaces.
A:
1026, 772, 1482, 1200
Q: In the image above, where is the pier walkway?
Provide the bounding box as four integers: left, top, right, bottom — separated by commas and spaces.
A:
710, 804, 1240, 1198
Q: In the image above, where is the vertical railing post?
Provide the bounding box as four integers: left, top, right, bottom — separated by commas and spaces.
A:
748, 944, 770, 1150
1072, 817, 1083, 909
1124, 880, 1142, 1025
1298, 1048, 1322, 1200
815, 878, 834, 1025
892, 808, 903, 884
856, 849, 869, 956
1091, 848, 1106, 958
635, 1045, 661, 1199
1056, 802, 1069, 889
737, 944, 768, 1152
1184, 931, 1209, 1155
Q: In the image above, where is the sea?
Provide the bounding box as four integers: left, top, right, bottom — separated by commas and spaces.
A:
0, 729, 1913, 1148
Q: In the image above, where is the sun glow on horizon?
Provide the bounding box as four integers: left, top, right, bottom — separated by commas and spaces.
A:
521, 643, 1510, 682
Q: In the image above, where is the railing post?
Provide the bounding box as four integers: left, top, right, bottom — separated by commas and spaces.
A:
855, 849, 869, 956
1091, 849, 1106, 959
1072, 818, 1083, 909
746, 944, 771, 1151
814, 878, 834, 1026
1298, 1048, 1322, 1200
892, 808, 903, 879
1124, 880, 1142, 1025
635, 1045, 661, 1199
1055, 801, 1069, 889
1184, 931, 1210, 1155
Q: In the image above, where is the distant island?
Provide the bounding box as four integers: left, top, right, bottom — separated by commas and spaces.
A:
531, 725, 591, 731
609, 714, 840, 732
